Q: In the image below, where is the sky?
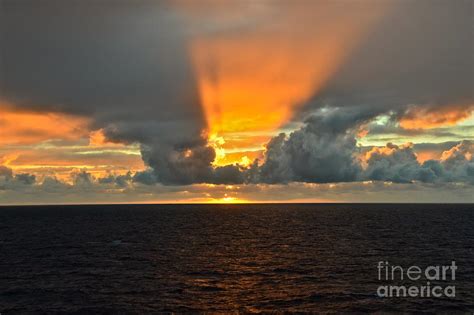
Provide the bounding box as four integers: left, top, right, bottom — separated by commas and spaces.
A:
0, 0, 473, 204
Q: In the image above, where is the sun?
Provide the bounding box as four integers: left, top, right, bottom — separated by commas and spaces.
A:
206, 194, 248, 204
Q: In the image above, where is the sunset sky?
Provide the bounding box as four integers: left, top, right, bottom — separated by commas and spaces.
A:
1, 0, 473, 204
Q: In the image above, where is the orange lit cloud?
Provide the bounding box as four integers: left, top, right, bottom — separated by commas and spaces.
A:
0, 104, 90, 145
415, 150, 441, 164
0, 104, 144, 181
88, 129, 130, 148
362, 142, 415, 163
1, 146, 144, 182
399, 105, 474, 130
440, 140, 473, 162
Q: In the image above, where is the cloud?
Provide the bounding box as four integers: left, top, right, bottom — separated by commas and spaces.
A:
358, 114, 474, 149
440, 141, 474, 184
40, 176, 70, 193
297, 0, 473, 121
398, 105, 474, 130
0, 166, 13, 178
441, 140, 474, 163
1, 0, 472, 188
0, 104, 90, 145
0, 165, 37, 190
132, 169, 158, 186
140, 142, 246, 185
362, 141, 474, 184
14, 173, 36, 185
250, 108, 474, 185
1, 0, 207, 184
363, 143, 423, 183
98, 172, 133, 188
253, 107, 381, 183
5, 104, 470, 189
140, 141, 215, 185
1, 167, 473, 205
72, 170, 94, 187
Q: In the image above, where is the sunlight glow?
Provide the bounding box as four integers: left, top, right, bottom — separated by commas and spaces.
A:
206, 194, 248, 204
188, 2, 391, 164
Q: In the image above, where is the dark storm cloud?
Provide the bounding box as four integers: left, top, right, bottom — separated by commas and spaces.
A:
133, 106, 385, 185
363, 143, 422, 183
251, 107, 379, 183
140, 142, 245, 185
0, 0, 214, 184
251, 109, 474, 185
280, 0, 474, 184
140, 142, 215, 185
1, 1, 199, 117
130, 106, 378, 185
296, 0, 473, 121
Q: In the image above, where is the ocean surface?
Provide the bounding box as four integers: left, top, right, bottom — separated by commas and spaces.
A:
1, 204, 473, 313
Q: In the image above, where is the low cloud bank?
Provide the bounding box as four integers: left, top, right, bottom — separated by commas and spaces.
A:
1, 107, 473, 189
1, 167, 473, 205
134, 107, 474, 186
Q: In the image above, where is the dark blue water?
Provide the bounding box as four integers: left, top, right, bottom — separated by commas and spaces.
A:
1, 204, 473, 313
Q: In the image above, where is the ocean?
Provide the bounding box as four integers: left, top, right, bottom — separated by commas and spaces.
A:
1, 204, 473, 313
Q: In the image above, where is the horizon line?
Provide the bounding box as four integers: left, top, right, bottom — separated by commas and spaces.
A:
1, 202, 473, 207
